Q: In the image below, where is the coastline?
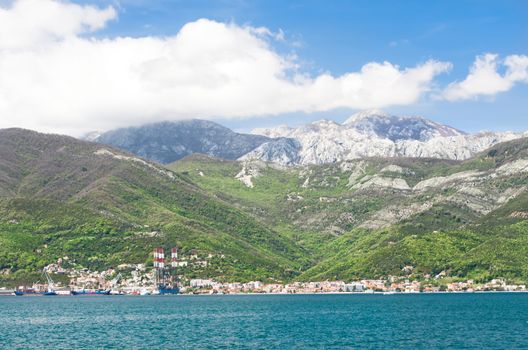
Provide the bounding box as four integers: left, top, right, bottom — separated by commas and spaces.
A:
3, 290, 528, 297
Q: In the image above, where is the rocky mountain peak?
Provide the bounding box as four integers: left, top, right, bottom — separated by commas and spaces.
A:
344, 109, 464, 142
343, 109, 391, 125
244, 111, 524, 165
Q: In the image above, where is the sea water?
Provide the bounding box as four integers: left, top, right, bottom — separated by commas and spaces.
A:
1, 293, 527, 349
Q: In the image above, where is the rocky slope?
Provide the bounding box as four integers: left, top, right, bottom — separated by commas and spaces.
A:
172, 138, 528, 235
171, 137, 528, 281
246, 110, 526, 165
88, 120, 272, 164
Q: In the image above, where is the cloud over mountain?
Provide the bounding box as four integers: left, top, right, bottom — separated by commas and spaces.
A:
0, 0, 526, 135
0, 0, 452, 135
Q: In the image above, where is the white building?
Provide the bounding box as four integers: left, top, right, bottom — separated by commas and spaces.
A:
344, 282, 364, 292
190, 279, 214, 288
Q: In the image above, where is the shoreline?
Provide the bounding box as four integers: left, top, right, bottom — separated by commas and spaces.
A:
2, 290, 528, 297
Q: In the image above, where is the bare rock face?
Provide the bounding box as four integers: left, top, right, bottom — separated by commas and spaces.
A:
352, 175, 410, 191
235, 161, 264, 188
239, 138, 301, 165
250, 110, 525, 165
343, 109, 464, 141
413, 171, 483, 191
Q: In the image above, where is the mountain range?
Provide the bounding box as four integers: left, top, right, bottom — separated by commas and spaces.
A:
2, 111, 528, 286
245, 110, 526, 165
88, 110, 527, 166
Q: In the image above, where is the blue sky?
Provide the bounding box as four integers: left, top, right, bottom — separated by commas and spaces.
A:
80, 0, 528, 132
0, 0, 526, 134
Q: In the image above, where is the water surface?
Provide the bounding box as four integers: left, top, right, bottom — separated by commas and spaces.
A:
1, 293, 527, 349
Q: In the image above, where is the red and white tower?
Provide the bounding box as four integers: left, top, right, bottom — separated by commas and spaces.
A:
154, 247, 165, 286
157, 247, 165, 268
171, 247, 178, 268
152, 246, 180, 292
153, 247, 165, 268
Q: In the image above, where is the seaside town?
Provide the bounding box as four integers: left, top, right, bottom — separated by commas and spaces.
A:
1, 258, 526, 296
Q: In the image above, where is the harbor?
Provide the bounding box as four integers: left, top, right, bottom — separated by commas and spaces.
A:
2, 276, 526, 297
2, 246, 527, 297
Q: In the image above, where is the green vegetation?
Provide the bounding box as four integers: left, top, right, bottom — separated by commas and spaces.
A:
0, 129, 309, 285
298, 221, 528, 282
167, 138, 528, 283
2, 129, 528, 285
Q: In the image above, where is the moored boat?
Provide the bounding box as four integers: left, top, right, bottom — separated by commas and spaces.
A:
0, 289, 17, 296
95, 289, 111, 295
71, 289, 111, 295
158, 284, 180, 295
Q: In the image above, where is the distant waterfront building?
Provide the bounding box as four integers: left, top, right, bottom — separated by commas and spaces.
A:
190, 279, 214, 288
344, 282, 364, 292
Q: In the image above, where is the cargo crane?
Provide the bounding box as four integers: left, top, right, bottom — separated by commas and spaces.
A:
111, 273, 122, 287
43, 269, 57, 296
95, 273, 122, 295
109, 273, 123, 295
153, 247, 180, 295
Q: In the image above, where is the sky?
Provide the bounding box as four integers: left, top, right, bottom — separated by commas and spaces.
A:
0, 0, 526, 135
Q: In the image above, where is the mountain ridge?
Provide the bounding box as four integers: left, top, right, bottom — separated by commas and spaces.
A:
87, 119, 274, 164
2, 127, 528, 284
85, 111, 527, 167
246, 110, 525, 165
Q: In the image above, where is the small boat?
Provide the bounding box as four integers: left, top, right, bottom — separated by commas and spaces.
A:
95, 289, 111, 295
0, 289, 17, 296
157, 284, 180, 295
109, 289, 124, 295
14, 291, 24, 296
71, 289, 88, 295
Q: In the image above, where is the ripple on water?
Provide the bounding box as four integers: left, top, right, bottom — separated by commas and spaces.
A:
1, 294, 528, 349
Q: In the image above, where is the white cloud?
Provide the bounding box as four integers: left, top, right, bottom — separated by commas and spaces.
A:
0, 0, 116, 49
0, 0, 452, 135
442, 53, 528, 101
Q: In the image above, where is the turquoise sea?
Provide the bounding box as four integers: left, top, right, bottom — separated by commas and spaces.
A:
1, 293, 528, 349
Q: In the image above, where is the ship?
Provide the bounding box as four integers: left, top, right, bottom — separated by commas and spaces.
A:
71, 289, 110, 295
0, 289, 20, 296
